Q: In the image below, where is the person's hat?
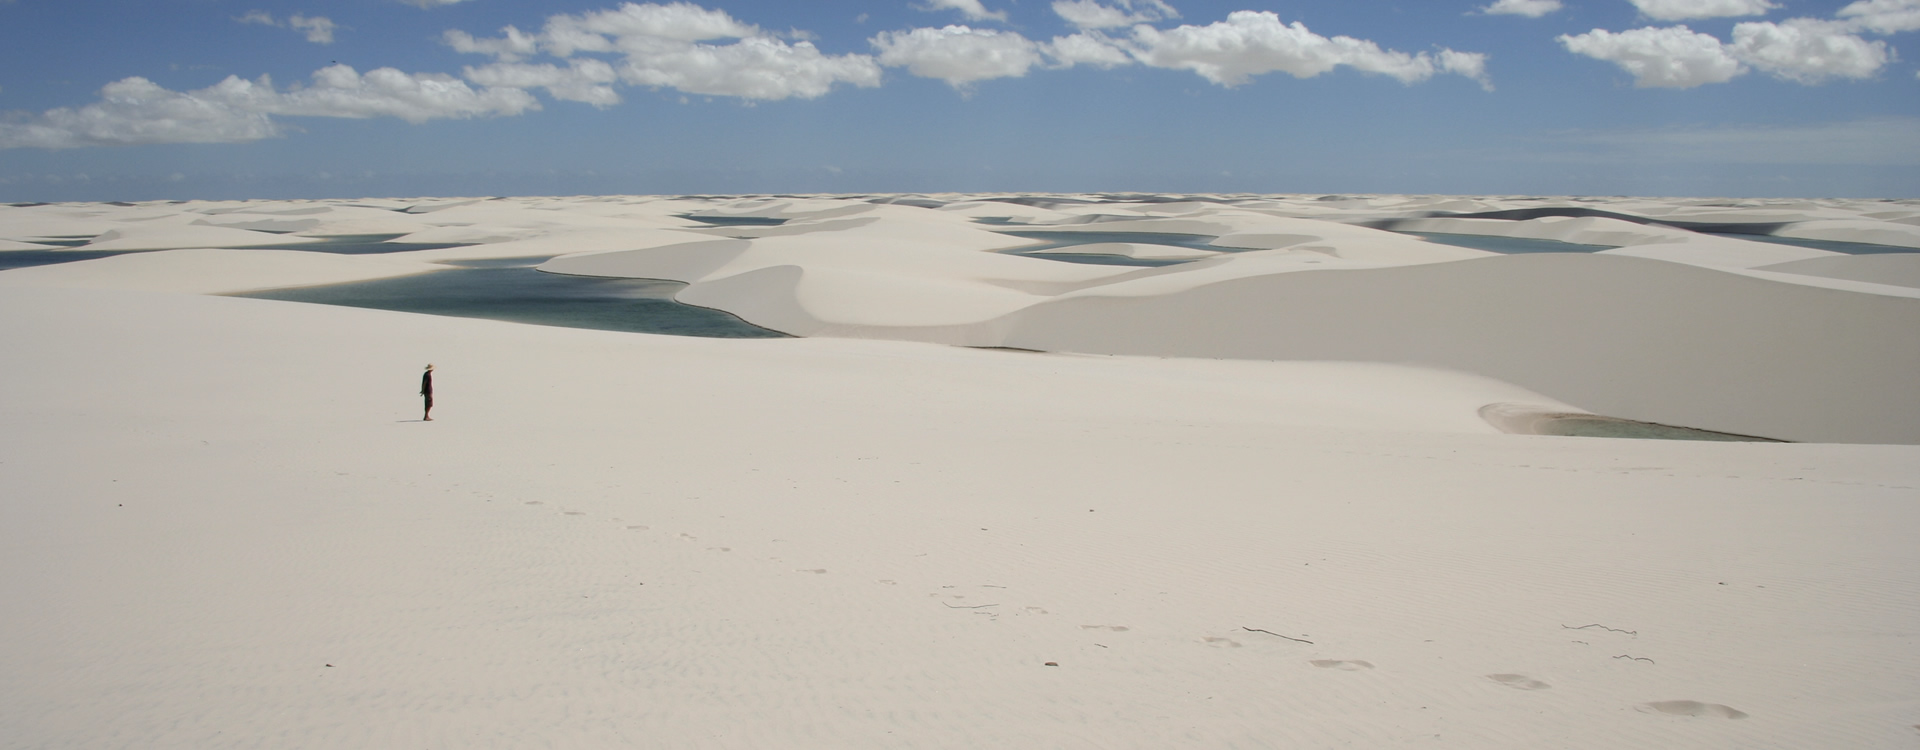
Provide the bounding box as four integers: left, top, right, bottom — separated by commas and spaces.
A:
425, 364, 435, 370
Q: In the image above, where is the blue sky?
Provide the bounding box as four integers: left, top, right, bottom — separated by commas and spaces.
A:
2, 0, 1917, 201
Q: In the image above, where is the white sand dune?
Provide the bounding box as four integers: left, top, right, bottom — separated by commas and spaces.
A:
995, 252, 1920, 444
1595, 238, 1838, 269
2, 283, 1915, 750
1389, 215, 1702, 247
391, 227, 717, 263
0, 205, 159, 243
80, 223, 325, 251
1, 193, 1917, 749
1756, 253, 1920, 288
1774, 218, 1920, 249
541, 216, 1127, 336
1208, 220, 1496, 264
386, 224, 549, 245
0, 247, 444, 294
1025, 241, 1222, 260
203, 203, 446, 237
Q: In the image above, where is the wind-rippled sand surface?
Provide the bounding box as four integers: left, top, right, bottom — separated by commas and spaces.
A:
2, 193, 1916, 749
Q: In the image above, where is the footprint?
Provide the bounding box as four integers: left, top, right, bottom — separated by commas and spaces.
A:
1311, 660, 1374, 671
877, 580, 897, 586
676, 533, 697, 542
1080, 625, 1130, 632
626, 525, 649, 530
1203, 637, 1242, 648
1024, 606, 1049, 615
1487, 674, 1551, 690
707, 547, 731, 552
799, 568, 827, 574
563, 511, 585, 516
524, 501, 543, 505
1636, 701, 1748, 719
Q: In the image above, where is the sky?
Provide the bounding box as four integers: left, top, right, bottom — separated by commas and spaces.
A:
1, 0, 1917, 201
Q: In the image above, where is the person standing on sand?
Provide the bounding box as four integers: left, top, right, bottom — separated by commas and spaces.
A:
420, 364, 435, 421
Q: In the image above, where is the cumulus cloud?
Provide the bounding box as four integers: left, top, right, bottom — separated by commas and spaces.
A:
1838, 0, 1920, 33
917, 0, 1008, 23
1052, 0, 1179, 29
1730, 19, 1889, 83
208, 65, 539, 123
1558, 26, 1744, 87
289, 15, 340, 44
617, 37, 882, 98
446, 3, 879, 100
1768, 30, 1879, 81
0, 77, 280, 148
235, 10, 339, 44
1436, 49, 1493, 87
1128, 11, 1489, 87
541, 2, 759, 51
1561, 20, 1888, 87
873, 25, 1043, 86
1480, 0, 1563, 18
445, 27, 540, 60
1628, 0, 1779, 21
1045, 32, 1135, 68
0, 65, 537, 148
463, 59, 621, 106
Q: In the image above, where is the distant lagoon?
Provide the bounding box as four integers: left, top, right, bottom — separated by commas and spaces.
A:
235, 258, 788, 339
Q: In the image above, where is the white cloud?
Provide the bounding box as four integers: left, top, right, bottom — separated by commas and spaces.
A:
1128, 11, 1489, 87
234, 10, 339, 44
1838, 0, 1920, 33
1730, 19, 1889, 83
1480, 0, 1563, 18
1052, 0, 1179, 29
1562, 20, 1889, 88
0, 63, 542, 148
543, 2, 759, 51
0, 77, 279, 148
917, 0, 1008, 23
1437, 49, 1494, 89
1045, 32, 1135, 68
289, 15, 339, 45
617, 37, 882, 99
873, 25, 1042, 86
1558, 25, 1745, 87
444, 26, 540, 61
463, 59, 622, 106
444, 3, 878, 100
1628, 0, 1778, 21
210, 65, 539, 123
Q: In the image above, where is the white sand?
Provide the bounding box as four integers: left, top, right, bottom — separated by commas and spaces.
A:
0, 247, 446, 294
1757, 253, 1920, 288
1389, 215, 1709, 248
1773, 219, 1920, 249
2, 193, 1917, 749
1022, 241, 1223, 260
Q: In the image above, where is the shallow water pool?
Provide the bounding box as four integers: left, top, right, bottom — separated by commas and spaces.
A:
234, 260, 788, 339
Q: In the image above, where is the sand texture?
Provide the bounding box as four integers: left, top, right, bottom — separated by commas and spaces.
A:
1, 193, 1917, 749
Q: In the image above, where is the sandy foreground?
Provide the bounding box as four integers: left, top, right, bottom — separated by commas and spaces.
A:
1, 194, 1917, 748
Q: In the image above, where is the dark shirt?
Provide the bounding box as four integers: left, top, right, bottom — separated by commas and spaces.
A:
421, 371, 433, 397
